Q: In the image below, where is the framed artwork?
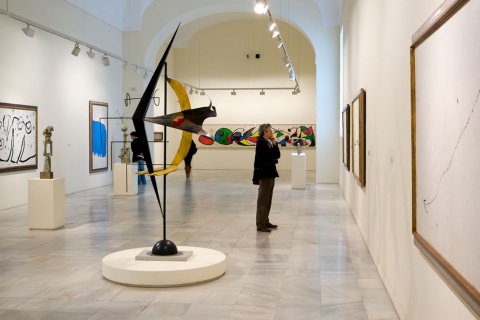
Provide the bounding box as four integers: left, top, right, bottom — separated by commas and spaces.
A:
342, 104, 350, 170
89, 101, 108, 173
351, 89, 366, 187
196, 124, 316, 148
411, 0, 480, 315
0, 103, 38, 173
154, 131, 163, 142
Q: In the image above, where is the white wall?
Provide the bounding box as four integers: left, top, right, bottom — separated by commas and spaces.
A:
340, 1, 477, 319
0, 2, 123, 210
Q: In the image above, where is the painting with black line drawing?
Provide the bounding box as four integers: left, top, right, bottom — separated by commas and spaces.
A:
413, 0, 480, 295
0, 103, 37, 172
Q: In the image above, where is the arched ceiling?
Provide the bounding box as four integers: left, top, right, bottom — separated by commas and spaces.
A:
64, 0, 342, 31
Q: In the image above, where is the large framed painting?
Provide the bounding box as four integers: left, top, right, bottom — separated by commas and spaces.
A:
89, 101, 108, 173
0, 103, 38, 173
196, 124, 316, 148
351, 89, 366, 187
342, 105, 350, 170
411, 0, 480, 315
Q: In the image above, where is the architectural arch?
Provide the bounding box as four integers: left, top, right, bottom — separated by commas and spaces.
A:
137, 1, 340, 183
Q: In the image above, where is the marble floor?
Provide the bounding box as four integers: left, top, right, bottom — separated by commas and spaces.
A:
0, 170, 399, 320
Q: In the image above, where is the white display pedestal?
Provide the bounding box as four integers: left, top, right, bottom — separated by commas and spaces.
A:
102, 246, 226, 287
113, 163, 138, 195
28, 178, 65, 230
291, 153, 306, 189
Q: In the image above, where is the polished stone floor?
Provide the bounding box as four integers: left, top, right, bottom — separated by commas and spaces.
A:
0, 170, 399, 320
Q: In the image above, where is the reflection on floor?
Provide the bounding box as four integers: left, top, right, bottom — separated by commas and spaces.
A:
0, 170, 398, 320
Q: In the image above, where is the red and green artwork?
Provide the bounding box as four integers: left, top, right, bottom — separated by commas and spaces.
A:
197, 124, 315, 148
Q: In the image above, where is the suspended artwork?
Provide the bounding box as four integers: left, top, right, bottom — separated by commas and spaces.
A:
140, 78, 217, 176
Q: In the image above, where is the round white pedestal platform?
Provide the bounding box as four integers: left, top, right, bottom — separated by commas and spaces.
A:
102, 246, 226, 287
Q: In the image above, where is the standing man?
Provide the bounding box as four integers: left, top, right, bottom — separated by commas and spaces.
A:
130, 131, 147, 185
184, 140, 197, 178
254, 123, 281, 232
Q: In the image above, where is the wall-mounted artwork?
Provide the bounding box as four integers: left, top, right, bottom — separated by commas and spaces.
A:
351, 89, 366, 187
197, 124, 316, 148
411, 0, 480, 315
154, 132, 163, 142
342, 105, 350, 170
89, 101, 108, 173
0, 103, 38, 173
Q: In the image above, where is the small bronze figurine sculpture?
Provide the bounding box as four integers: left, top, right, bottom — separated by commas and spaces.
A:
40, 126, 54, 179
119, 120, 131, 164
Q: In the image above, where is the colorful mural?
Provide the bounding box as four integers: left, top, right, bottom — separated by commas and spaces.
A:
197, 124, 315, 148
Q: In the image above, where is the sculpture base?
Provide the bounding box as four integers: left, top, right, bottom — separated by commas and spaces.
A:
135, 250, 193, 261
152, 239, 178, 255
28, 178, 65, 230
102, 246, 226, 287
40, 172, 54, 179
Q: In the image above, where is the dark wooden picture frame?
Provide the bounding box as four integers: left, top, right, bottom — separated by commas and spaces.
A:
351, 89, 366, 187
410, 0, 480, 315
342, 104, 350, 170
89, 101, 109, 173
0, 103, 38, 173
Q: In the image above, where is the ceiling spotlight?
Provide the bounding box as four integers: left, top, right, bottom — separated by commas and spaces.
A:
260, 90, 265, 96
283, 57, 290, 67
231, 90, 236, 96
271, 29, 279, 38
143, 70, 148, 79
254, 0, 268, 14
289, 69, 296, 81
22, 24, 34, 37
71, 43, 81, 57
200, 90, 205, 95
268, 20, 276, 32
122, 62, 128, 70
277, 37, 283, 48
86, 48, 95, 59
292, 90, 298, 95
101, 54, 110, 66
189, 87, 194, 94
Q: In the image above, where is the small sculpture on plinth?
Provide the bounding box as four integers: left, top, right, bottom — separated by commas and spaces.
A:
119, 115, 131, 164
41, 126, 54, 179
294, 138, 303, 155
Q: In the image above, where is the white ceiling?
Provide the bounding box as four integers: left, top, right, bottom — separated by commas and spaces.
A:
64, 0, 342, 31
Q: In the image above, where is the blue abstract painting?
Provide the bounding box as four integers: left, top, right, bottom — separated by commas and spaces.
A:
91, 120, 107, 157
89, 101, 108, 173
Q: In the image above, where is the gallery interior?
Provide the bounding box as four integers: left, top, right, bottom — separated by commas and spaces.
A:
0, 0, 478, 319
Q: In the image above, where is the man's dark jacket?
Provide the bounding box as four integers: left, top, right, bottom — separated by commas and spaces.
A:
253, 137, 281, 184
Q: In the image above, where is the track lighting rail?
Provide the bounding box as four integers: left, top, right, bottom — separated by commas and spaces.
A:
1, 6, 300, 95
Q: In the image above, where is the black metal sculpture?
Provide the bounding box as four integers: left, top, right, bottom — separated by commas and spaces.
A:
132, 23, 180, 256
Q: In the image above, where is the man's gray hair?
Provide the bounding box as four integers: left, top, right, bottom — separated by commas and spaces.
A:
258, 123, 272, 137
